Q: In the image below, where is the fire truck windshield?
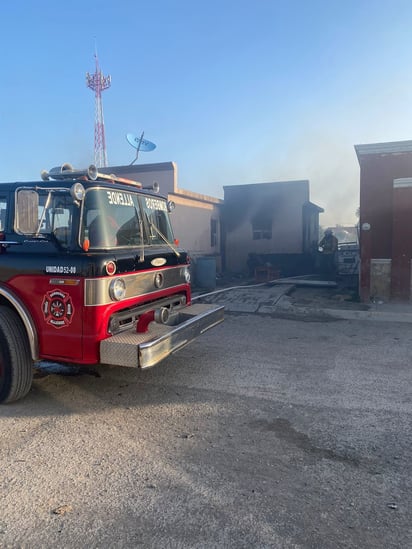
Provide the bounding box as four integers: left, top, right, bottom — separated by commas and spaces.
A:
81, 188, 175, 249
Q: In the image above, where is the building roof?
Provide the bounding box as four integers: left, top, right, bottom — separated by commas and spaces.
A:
355, 140, 412, 158
172, 187, 223, 205
304, 201, 324, 213
223, 179, 309, 191
101, 162, 176, 175
223, 180, 324, 211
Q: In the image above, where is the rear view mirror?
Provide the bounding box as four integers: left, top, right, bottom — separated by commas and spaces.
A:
16, 190, 39, 233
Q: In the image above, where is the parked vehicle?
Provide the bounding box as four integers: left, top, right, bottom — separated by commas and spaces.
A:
0, 164, 223, 403
337, 241, 359, 275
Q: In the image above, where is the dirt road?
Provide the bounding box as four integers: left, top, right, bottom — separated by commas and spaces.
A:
1, 312, 411, 548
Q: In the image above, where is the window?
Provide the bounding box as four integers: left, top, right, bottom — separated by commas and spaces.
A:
140, 195, 175, 245
82, 189, 174, 249
252, 216, 272, 240
15, 189, 74, 244
83, 189, 142, 248
210, 218, 218, 247
0, 198, 7, 231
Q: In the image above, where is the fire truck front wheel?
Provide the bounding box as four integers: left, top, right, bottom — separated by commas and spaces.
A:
0, 306, 33, 404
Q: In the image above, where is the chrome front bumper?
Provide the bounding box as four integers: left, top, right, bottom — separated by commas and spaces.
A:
99, 303, 224, 369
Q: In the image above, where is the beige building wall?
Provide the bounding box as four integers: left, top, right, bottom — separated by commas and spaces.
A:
102, 162, 176, 195
170, 192, 221, 258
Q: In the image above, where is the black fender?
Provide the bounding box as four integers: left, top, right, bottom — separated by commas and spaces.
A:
0, 285, 39, 361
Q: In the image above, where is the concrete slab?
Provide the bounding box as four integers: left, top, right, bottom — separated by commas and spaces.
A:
194, 282, 412, 323
223, 302, 259, 313
193, 284, 293, 314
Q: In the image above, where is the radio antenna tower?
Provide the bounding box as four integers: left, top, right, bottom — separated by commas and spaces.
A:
86, 50, 111, 167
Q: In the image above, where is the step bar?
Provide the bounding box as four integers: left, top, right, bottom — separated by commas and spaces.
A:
100, 302, 224, 369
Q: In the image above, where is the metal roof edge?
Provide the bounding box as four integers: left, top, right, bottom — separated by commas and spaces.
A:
304, 201, 324, 213
354, 140, 412, 157
171, 187, 223, 205
101, 162, 176, 176
223, 179, 309, 190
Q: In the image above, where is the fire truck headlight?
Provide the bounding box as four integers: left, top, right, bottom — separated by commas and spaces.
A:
109, 278, 126, 301
181, 266, 191, 284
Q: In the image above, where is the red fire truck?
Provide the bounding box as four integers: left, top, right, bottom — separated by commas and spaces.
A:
0, 163, 223, 403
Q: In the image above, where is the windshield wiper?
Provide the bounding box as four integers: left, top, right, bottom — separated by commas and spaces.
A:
146, 216, 180, 258
134, 206, 145, 263
35, 191, 52, 236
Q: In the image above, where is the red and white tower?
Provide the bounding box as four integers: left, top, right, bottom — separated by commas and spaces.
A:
86, 53, 111, 168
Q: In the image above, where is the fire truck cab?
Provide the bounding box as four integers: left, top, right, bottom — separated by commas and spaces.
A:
0, 164, 223, 403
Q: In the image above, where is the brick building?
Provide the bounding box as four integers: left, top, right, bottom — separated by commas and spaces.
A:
355, 140, 412, 301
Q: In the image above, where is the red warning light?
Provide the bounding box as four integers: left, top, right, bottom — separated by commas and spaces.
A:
105, 261, 116, 276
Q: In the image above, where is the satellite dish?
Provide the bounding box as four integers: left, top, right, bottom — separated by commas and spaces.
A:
126, 132, 156, 165
126, 132, 156, 152
126, 132, 157, 165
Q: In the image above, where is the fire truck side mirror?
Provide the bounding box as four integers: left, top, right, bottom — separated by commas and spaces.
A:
16, 190, 39, 233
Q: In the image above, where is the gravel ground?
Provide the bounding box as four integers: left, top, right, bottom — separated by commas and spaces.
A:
0, 310, 411, 548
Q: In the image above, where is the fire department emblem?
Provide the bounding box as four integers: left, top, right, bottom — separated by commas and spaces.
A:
42, 290, 74, 328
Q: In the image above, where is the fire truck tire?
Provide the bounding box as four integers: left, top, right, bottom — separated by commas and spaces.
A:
0, 306, 33, 404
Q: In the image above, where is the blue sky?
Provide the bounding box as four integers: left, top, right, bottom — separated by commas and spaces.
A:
1, 0, 412, 226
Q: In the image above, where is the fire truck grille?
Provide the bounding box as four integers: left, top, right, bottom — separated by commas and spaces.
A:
108, 294, 187, 335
